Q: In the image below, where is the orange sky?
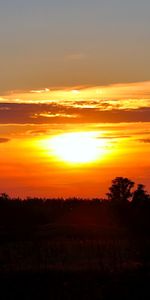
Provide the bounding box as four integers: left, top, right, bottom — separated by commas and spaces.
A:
0, 82, 150, 198
1, 1, 150, 198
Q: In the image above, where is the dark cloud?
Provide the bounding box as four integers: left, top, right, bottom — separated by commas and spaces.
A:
1, 103, 150, 124
0, 138, 10, 143
27, 129, 50, 136
97, 135, 130, 140
139, 138, 150, 144
0, 106, 11, 111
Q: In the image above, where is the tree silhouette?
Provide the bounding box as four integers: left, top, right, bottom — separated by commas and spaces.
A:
106, 177, 134, 204
0, 193, 10, 202
132, 184, 149, 205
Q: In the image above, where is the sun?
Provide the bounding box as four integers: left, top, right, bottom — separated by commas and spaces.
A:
48, 132, 107, 164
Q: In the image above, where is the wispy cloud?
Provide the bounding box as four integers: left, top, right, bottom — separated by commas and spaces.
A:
1, 103, 150, 124
33, 113, 78, 119
0, 81, 150, 112
138, 138, 150, 144
0, 106, 11, 111
30, 88, 50, 94
0, 138, 10, 143
65, 53, 87, 61
0, 81, 150, 126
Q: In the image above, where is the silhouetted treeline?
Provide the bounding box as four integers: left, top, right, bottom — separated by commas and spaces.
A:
0, 177, 150, 238
0, 179, 150, 300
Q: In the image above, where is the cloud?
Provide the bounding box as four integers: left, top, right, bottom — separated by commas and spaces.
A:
97, 135, 130, 140
26, 129, 50, 136
139, 138, 150, 144
0, 106, 11, 111
30, 88, 50, 93
1, 102, 150, 124
1, 81, 150, 115
33, 113, 78, 119
0, 97, 6, 101
0, 138, 10, 143
65, 53, 87, 61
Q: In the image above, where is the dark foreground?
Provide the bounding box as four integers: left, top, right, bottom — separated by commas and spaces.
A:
0, 199, 150, 299
1, 268, 150, 300
0, 231, 150, 299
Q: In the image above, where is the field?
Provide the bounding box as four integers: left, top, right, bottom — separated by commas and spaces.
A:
0, 200, 150, 299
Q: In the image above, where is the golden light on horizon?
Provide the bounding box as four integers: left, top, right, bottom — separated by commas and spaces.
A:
40, 132, 108, 164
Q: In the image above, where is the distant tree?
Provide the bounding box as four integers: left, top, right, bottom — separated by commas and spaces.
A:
0, 193, 10, 202
106, 177, 134, 204
132, 184, 149, 205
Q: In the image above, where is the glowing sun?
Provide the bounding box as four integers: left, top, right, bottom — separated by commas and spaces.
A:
49, 132, 106, 164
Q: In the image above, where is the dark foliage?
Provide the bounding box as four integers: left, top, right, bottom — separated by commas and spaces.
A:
0, 176, 149, 235
132, 184, 149, 205
0, 178, 150, 299
106, 177, 135, 204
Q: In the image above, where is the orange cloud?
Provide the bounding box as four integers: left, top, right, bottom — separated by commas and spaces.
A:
0, 81, 149, 112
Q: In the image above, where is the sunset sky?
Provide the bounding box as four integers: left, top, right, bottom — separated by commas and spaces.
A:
0, 0, 150, 198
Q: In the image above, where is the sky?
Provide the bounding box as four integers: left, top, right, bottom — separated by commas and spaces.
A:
0, 1, 150, 198
0, 0, 150, 91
